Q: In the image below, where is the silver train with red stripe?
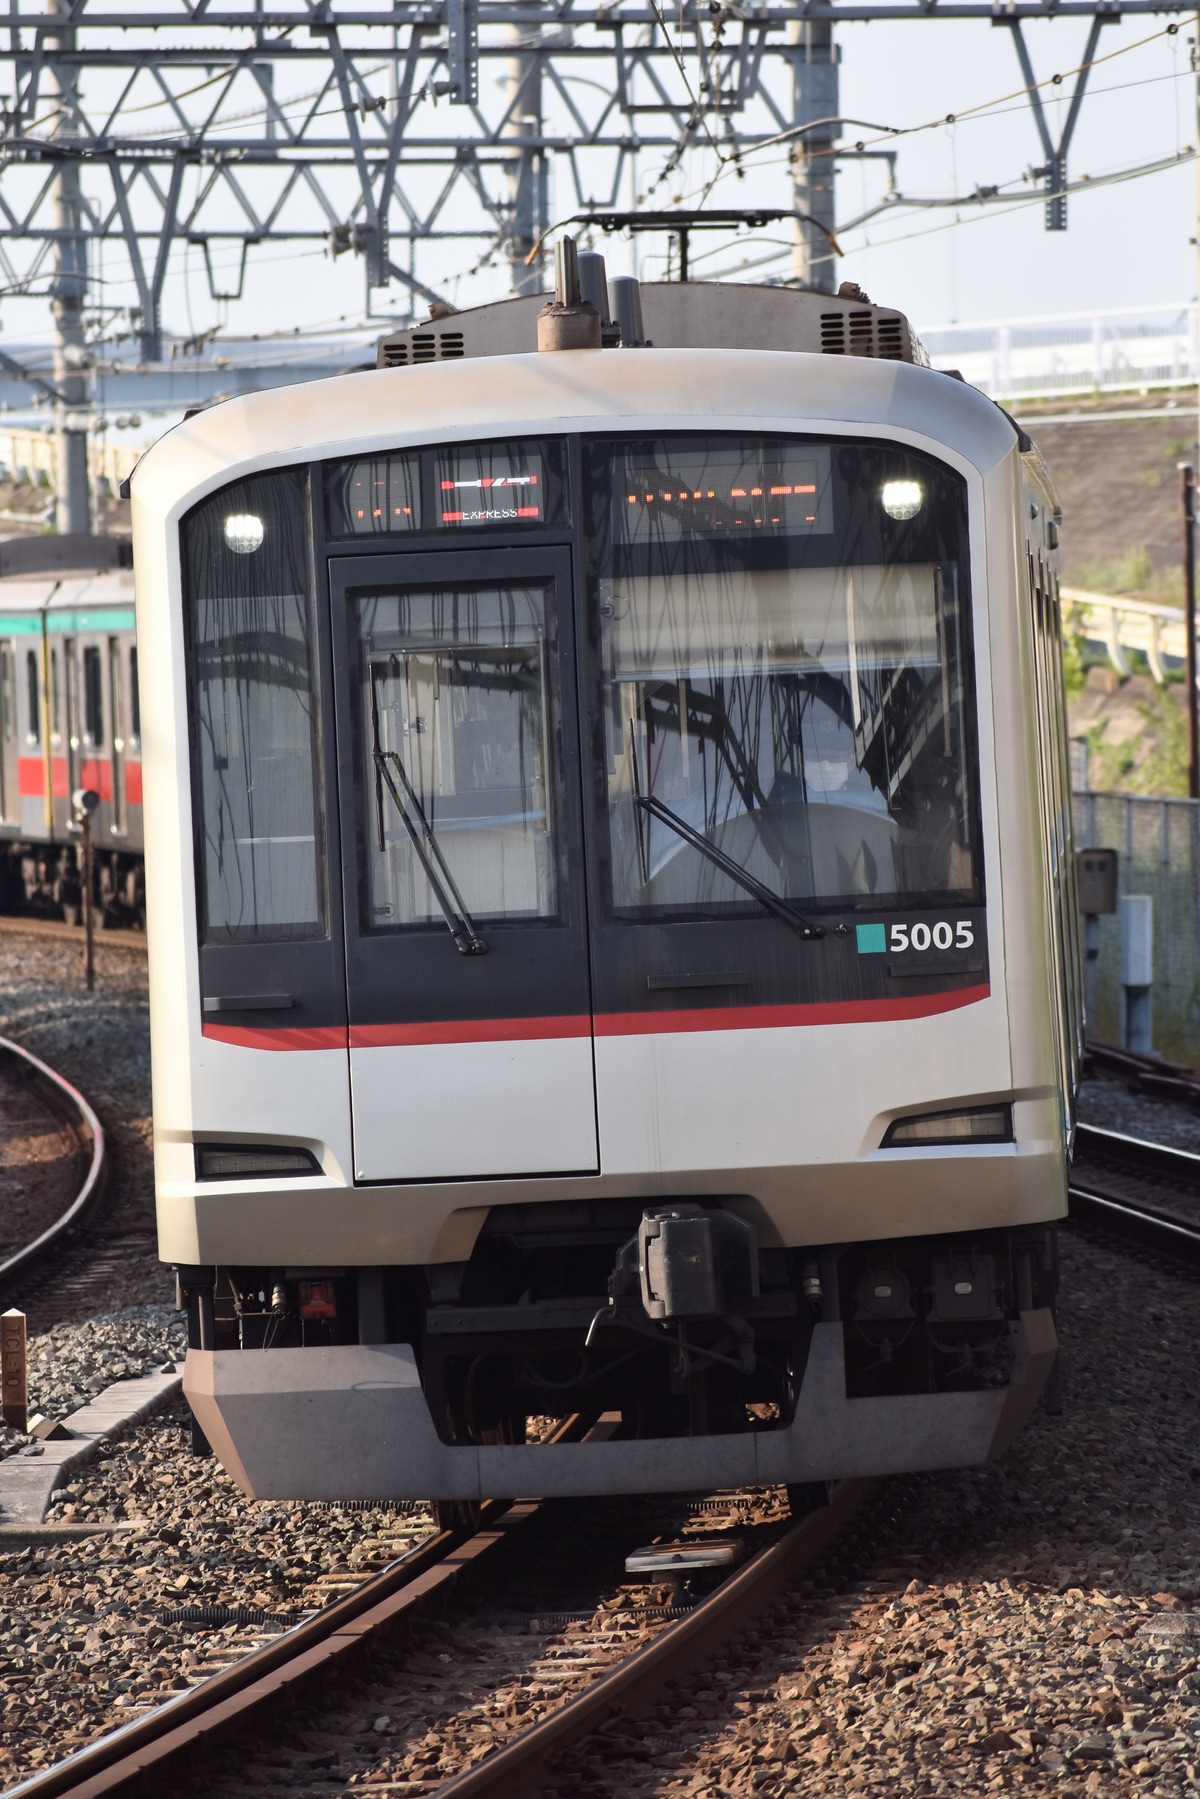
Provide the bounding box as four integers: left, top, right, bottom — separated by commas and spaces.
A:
134, 269, 1081, 1507
0, 535, 143, 926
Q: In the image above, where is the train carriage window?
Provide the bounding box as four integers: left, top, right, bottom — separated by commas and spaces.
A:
350, 582, 565, 930
129, 646, 140, 744
586, 434, 980, 919
182, 468, 327, 943
25, 651, 39, 745
82, 645, 103, 746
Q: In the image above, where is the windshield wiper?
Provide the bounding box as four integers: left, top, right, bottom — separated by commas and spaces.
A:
373, 748, 488, 956
634, 793, 825, 941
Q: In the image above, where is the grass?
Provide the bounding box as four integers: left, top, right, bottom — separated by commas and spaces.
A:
1082, 685, 1190, 796
1072, 543, 1184, 606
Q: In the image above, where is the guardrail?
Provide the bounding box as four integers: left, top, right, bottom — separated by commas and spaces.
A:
1061, 587, 1189, 683
919, 302, 1196, 402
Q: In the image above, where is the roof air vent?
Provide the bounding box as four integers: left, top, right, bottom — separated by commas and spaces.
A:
848, 310, 873, 354
820, 313, 846, 354
410, 333, 437, 364
382, 345, 408, 367
438, 332, 465, 359
876, 316, 904, 360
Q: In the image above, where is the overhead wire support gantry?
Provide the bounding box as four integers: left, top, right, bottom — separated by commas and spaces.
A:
0, 0, 1186, 529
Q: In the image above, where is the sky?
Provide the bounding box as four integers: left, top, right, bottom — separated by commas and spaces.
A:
833, 12, 1197, 328
0, 11, 1194, 361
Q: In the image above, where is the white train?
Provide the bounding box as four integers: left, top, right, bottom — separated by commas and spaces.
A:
134, 253, 1080, 1507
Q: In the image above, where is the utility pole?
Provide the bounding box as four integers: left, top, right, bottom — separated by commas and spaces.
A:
504, 6, 545, 296
48, 0, 90, 535
1192, 12, 1200, 796
788, 17, 838, 293
1182, 462, 1199, 798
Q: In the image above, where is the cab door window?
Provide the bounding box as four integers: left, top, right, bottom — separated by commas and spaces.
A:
352, 583, 563, 933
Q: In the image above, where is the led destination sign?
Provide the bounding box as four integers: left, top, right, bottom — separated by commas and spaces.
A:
613, 440, 834, 542
436, 447, 547, 527
440, 470, 541, 525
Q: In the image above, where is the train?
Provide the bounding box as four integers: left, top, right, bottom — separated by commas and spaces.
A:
132, 250, 1081, 1510
0, 534, 144, 926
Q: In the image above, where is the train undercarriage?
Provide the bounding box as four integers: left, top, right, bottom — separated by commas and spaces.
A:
179, 1210, 1060, 1499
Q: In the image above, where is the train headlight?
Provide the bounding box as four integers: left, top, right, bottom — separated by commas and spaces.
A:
883, 1104, 1012, 1148
880, 480, 923, 521
224, 513, 264, 554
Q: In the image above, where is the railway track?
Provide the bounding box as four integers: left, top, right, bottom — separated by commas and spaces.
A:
4, 1110, 1195, 1798
1070, 1119, 1200, 1264
5, 1473, 868, 1799
0, 1033, 105, 1309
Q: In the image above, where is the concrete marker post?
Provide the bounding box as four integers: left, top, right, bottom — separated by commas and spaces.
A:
2, 1308, 27, 1433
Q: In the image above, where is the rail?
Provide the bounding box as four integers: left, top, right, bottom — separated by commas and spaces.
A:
1070, 1120, 1200, 1265
433, 1478, 867, 1799
7, 1462, 868, 1799
4, 1502, 527, 1799
0, 1034, 106, 1305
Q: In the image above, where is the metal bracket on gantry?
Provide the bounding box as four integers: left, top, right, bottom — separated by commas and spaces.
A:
446, 0, 480, 105
999, 10, 1120, 231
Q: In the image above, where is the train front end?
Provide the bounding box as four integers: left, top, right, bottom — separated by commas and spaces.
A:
135, 288, 1073, 1502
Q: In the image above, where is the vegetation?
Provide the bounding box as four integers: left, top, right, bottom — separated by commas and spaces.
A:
1073, 543, 1184, 606
1061, 598, 1088, 699
1079, 682, 1189, 797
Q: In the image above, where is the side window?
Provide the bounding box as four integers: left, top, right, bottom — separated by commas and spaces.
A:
182, 467, 327, 944
129, 647, 140, 744
82, 645, 104, 746
50, 648, 60, 742
25, 650, 40, 745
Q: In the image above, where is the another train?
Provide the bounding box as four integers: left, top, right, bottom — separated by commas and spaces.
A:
134, 256, 1080, 1506
0, 533, 144, 925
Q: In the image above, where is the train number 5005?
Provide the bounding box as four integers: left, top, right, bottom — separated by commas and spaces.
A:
890, 920, 975, 953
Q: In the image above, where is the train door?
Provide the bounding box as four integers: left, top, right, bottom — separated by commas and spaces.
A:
329, 548, 597, 1182
21, 644, 47, 836
0, 640, 15, 821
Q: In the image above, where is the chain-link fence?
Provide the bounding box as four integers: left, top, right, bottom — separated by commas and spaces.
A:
1073, 791, 1200, 1064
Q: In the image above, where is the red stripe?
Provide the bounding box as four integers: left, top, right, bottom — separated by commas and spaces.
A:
202, 1023, 348, 1051
350, 1014, 590, 1049
125, 762, 142, 806
594, 984, 991, 1037
79, 758, 113, 803
200, 986, 990, 1053
24, 755, 100, 801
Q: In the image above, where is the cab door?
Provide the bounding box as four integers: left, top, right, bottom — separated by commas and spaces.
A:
330, 547, 597, 1182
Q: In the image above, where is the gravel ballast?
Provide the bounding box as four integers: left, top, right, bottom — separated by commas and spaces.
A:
2, 921, 1199, 1795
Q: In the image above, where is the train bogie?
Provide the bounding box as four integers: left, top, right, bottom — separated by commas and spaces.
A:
136, 276, 1078, 1502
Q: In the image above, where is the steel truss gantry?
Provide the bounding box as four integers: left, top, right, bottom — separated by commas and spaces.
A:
0, 1, 1188, 527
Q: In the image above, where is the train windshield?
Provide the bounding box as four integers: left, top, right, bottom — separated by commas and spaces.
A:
586, 434, 979, 921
